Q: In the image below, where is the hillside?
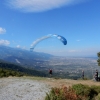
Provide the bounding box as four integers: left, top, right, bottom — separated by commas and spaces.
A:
0, 76, 100, 100
0, 45, 53, 69
0, 60, 47, 77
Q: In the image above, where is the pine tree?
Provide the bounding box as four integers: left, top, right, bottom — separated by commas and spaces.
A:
97, 52, 100, 66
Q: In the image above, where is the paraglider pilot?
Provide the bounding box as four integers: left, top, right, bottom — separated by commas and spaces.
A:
94, 70, 98, 81
49, 69, 52, 77
82, 70, 84, 79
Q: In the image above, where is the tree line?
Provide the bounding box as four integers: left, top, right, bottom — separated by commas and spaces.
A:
0, 61, 47, 77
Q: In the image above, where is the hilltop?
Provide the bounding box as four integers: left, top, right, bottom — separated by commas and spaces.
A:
0, 76, 100, 100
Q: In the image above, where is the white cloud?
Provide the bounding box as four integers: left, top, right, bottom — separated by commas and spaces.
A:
76, 40, 81, 42
0, 40, 10, 45
0, 27, 6, 34
16, 45, 27, 50
7, 0, 86, 12
16, 45, 20, 48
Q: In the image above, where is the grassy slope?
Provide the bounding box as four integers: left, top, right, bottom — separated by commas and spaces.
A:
19, 76, 100, 88
45, 79, 100, 87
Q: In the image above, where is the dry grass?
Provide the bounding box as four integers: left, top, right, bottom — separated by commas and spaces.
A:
5, 76, 100, 88
43, 78, 100, 88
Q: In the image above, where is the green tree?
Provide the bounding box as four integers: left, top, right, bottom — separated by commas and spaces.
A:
97, 52, 100, 66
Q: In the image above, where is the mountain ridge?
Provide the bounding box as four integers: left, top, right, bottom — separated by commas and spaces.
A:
0, 45, 53, 68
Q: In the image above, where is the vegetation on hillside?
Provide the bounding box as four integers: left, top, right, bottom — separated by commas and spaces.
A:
0, 68, 23, 77
97, 52, 100, 66
45, 84, 100, 100
0, 61, 47, 77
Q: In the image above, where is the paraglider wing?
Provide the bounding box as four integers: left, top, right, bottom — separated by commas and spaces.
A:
53, 34, 67, 45
30, 48, 34, 51
30, 34, 52, 51
30, 34, 67, 50
57, 35, 67, 45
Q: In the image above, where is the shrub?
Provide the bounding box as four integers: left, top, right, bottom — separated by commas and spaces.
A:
45, 84, 100, 100
91, 85, 100, 94
0, 68, 24, 77
45, 86, 83, 100
72, 84, 100, 100
95, 93, 100, 100
72, 84, 91, 96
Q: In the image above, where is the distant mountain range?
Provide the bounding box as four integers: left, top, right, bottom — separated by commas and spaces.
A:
0, 45, 53, 69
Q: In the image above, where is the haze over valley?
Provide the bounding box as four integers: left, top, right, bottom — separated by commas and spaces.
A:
0, 45, 99, 79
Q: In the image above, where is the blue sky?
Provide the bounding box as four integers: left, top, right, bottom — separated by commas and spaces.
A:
0, 0, 100, 57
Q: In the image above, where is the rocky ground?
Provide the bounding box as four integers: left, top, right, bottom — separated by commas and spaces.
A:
0, 77, 50, 100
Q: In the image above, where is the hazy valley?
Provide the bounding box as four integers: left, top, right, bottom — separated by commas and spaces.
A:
0, 45, 99, 79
